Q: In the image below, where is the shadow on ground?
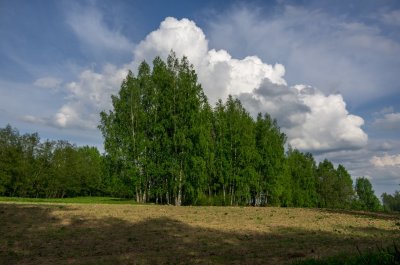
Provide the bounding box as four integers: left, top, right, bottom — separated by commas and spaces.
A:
321, 208, 400, 221
0, 204, 399, 265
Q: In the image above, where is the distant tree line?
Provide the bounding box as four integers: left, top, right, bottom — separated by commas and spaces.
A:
382, 190, 400, 212
0, 53, 387, 211
0, 125, 104, 198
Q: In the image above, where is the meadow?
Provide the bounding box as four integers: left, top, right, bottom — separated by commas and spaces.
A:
1, 198, 399, 264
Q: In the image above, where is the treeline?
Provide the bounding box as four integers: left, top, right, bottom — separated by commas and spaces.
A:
382, 191, 400, 211
0, 53, 386, 211
0, 123, 382, 210
97, 53, 382, 210
0, 125, 104, 198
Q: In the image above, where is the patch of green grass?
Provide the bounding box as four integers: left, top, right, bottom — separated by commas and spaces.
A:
0, 196, 136, 204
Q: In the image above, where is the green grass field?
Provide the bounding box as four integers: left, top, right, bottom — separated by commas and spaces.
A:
0, 199, 399, 264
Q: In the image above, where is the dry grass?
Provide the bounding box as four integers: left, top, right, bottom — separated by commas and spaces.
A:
1, 202, 399, 264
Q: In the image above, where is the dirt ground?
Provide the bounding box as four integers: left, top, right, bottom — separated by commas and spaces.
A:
1, 202, 399, 264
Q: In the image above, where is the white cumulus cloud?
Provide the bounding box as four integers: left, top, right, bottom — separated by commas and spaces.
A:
288, 90, 367, 151
134, 17, 209, 68
370, 154, 400, 167
38, 16, 367, 152
207, 6, 400, 106
53, 64, 128, 129
132, 17, 287, 103
131, 17, 367, 152
238, 82, 367, 151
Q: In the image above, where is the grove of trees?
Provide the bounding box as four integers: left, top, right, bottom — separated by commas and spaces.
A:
382, 190, 400, 211
0, 125, 103, 198
98, 53, 381, 209
0, 53, 387, 211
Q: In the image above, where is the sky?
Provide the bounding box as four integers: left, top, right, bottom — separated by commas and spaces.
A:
1, 0, 399, 197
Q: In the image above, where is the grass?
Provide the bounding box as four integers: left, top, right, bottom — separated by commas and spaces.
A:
292, 244, 400, 265
0, 201, 399, 264
0, 196, 136, 204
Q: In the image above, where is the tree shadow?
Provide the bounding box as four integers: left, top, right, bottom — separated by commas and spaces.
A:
320, 208, 400, 221
1, 204, 399, 265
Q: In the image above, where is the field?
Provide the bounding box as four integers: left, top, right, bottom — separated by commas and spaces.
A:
1, 199, 399, 264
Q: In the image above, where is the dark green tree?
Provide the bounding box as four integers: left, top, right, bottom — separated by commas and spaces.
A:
335, 165, 355, 208
286, 148, 317, 207
0, 125, 22, 196
100, 52, 208, 205
316, 159, 338, 208
355, 177, 381, 211
382, 190, 400, 212
254, 113, 286, 206
316, 160, 354, 209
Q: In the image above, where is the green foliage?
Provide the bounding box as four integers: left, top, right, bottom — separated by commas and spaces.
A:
98, 53, 294, 206
336, 165, 355, 208
353, 177, 382, 211
98, 52, 367, 208
0, 53, 383, 210
100, 53, 208, 205
286, 148, 317, 207
316, 160, 355, 209
254, 113, 286, 206
382, 190, 400, 212
0, 125, 105, 198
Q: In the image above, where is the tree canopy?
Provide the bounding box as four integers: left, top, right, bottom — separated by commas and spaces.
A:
0, 53, 385, 211
382, 190, 400, 212
97, 52, 380, 208
0, 125, 103, 198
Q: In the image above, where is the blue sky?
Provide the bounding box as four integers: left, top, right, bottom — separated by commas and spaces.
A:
1, 0, 399, 197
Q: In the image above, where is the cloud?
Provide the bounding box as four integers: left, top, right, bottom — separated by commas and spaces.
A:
238, 80, 309, 128
66, 5, 133, 53
131, 17, 367, 152
33, 77, 62, 89
21, 115, 46, 124
201, 51, 287, 102
373, 112, 400, 131
381, 9, 400, 27
30, 16, 367, 152
25, 64, 129, 130
134, 17, 209, 69
239, 82, 367, 152
52, 64, 128, 130
132, 17, 287, 103
207, 5, 400, 106
370, 154, 400, 167
288, 91, 367, 151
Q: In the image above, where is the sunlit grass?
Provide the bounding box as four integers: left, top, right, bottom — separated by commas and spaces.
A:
0, 202, 399, 264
